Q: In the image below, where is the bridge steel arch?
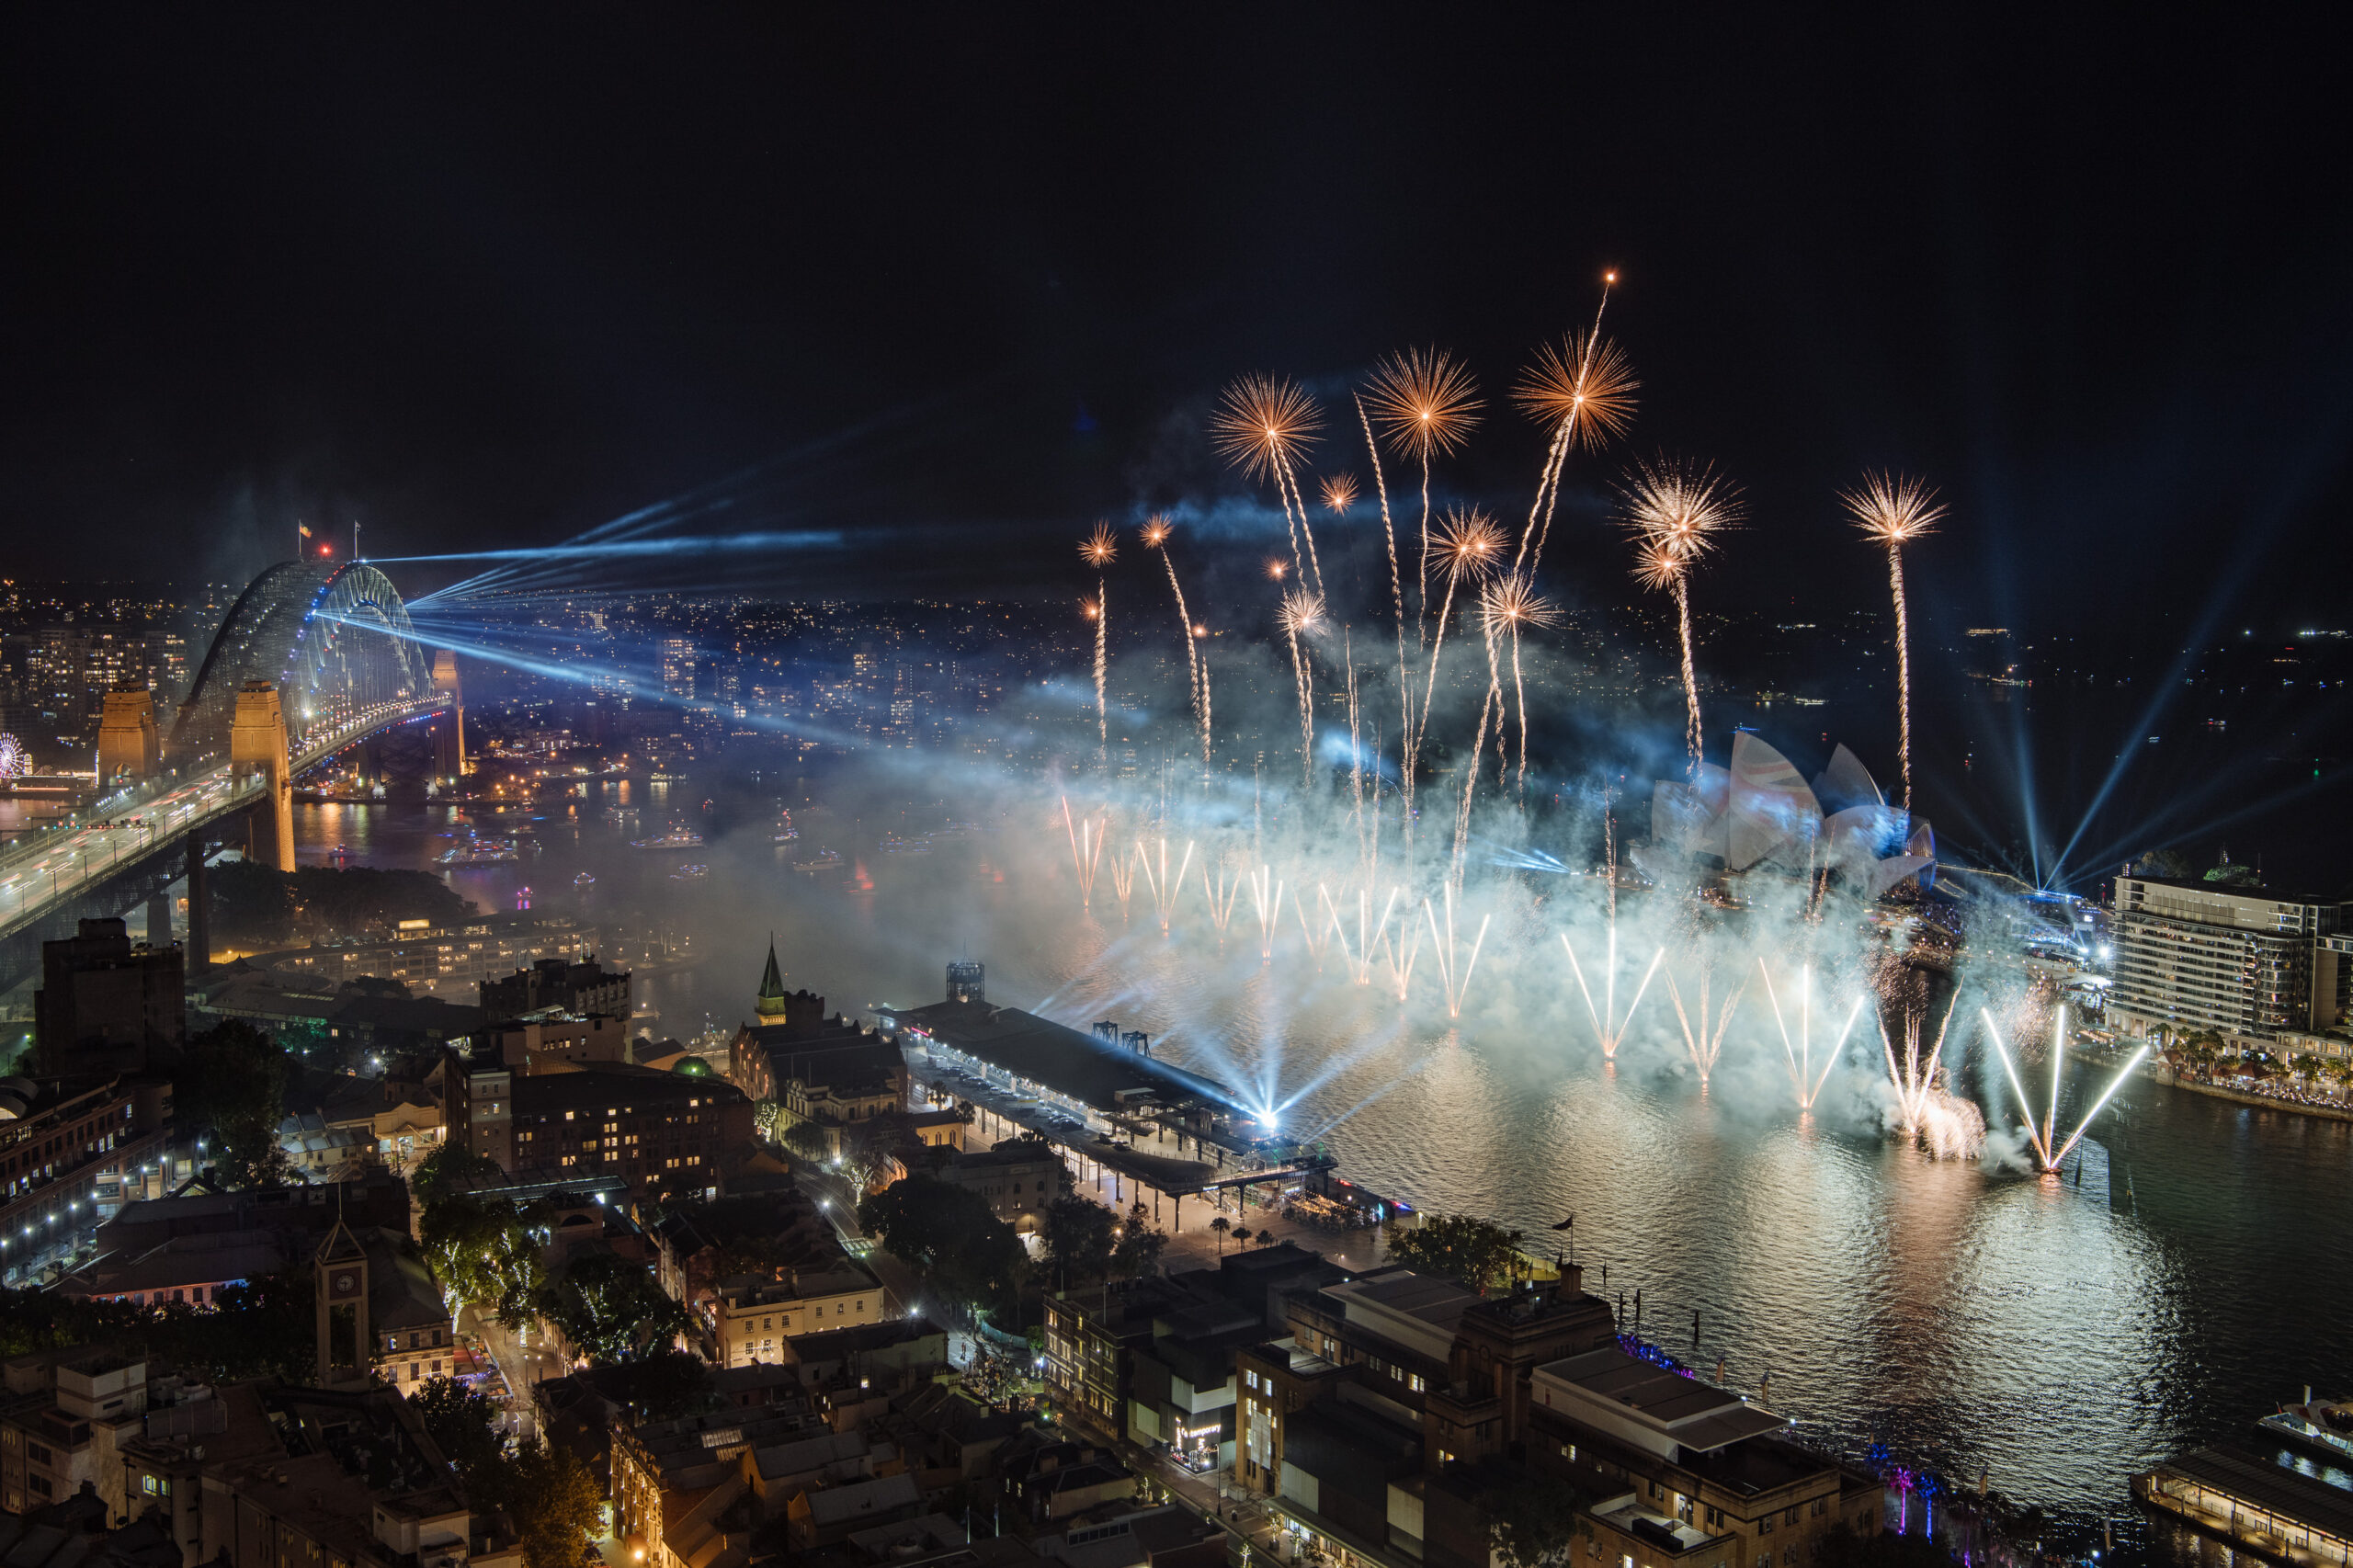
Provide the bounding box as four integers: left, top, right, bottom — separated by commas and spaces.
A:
171, 560, 434, 764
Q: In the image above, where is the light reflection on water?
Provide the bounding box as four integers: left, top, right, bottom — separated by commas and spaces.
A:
293, 795, 2352, 1519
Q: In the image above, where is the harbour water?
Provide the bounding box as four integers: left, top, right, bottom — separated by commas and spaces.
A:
286, 778, 2353, 1537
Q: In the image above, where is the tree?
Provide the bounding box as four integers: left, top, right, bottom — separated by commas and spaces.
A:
174, 1020, 294, 1188
1387, 1214, 1529, 1294
1211, 1216, 1232, 1253
421, 1195, 549, 1329
1484, 1470, 1586, 1568
858, 1176, 1025, 1320
498, 1439, 604, 1568
597, 1349, 714, 1422
413, 1142, 508, 1206
1112, 1199, 1167, 1280
413, 1375, 508, 1492
538, 1253, 691, 1363
1040, 1195, 1120, 1291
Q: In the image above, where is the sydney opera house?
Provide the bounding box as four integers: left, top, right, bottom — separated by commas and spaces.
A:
1645, 733, 1937, 900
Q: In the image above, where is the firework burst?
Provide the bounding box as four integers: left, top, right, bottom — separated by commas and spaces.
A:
1080, 522, 1119, 567
1212, 373, 1327, 595
1480, 572, 1559, 790
1415, 508, 1506, 785
1365, 347, 1481, 648
1514, 278, 1638, 571
1622, 458, 1741, 778
1320, 472, 1360, 512
1842, 472, 1946, 811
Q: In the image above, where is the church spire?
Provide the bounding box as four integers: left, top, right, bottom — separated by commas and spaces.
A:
756, 935, 788, 1017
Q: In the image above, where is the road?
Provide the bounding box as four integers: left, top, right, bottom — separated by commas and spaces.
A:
460, 1302, 570, 1442
0, 695, 444, 937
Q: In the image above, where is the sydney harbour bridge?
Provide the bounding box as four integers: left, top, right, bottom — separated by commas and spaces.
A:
0, 559, 460, 988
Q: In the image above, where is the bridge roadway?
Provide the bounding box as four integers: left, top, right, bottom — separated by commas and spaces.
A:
0, 693, 449, 950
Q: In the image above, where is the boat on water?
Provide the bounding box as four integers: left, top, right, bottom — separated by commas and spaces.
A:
791, 848, 843, 872
631, 828, 704, 850
878, 832, 932, 855
572, 871, 597, 887
2261, 1395, 2353, 1467
773, 808, 799, 843
669, 864, 710, 881
438, 838, 520, 866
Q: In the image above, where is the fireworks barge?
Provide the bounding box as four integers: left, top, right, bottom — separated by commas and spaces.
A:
875, 961, 1413, 1231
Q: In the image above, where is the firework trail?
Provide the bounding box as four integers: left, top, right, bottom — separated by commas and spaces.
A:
1211, 375, 1326, 597
1247, 865, 1284, 961
1414, 508, 1506, 787
1060, 797, 1108, 911
1481, 573, 1560, 791
1080, 524, 1117, 763
1346, 885, 1400, 986
1353, 393, 1416, 828
1513, 277, 1638, 572
1142, 517, 1211, 769
1622, 459, 1740, 778
1134, 836, 1195, 934
1451, 587, 1510, 885
1561, 924, 1664, 1061
1663, 957, 1749, 1086
1366, 348, 1481, 650
1756, 961, 1865, 1110
1980, 1004, 2149, 1172
1296, 886, 1337, 961
1278, 590, 1324, 786
1423, 885, 1489, 1019
1107, 848, 1135, 919
1843, 472, 1946, 811
1879, 987, 1962, 1133
1199, 858, 1243, 936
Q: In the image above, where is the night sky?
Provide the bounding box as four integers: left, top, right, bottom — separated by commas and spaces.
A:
5, 13, 2347, 638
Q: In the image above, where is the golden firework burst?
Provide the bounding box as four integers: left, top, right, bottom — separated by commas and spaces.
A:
1320, 473, 1360, 512
1842, 472, 1946, 546
1631, 538, 1687, 592
1265, 557, 1290, 581
1080, 597, 1101, 620
1364, 347, 1483, 462
1620, 457, 1741, 562
1140, 514, 1173, 549
1480, 573, 1562, 632
1210, 373, 1323, 481
1433, 507, 1506, 580
1516, 330, 1639, 449
1276, 590, 1327, 637
1080, 522, 1119, 566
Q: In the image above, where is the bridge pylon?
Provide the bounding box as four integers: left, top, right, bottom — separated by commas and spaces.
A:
230, 680, 296, 873
431, 649, 467, 779
97, 688, 160, 783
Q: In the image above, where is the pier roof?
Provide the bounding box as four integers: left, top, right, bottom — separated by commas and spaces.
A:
892, 999, 1248, 1116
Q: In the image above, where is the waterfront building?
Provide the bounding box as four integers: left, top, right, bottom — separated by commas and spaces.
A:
481, 953, 631, 1022
2109, 874, 2347, 1045
251, 910, 595, 999
2135, 1448, 2353, 1566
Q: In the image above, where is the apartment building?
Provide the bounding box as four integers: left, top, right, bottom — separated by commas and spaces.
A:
2109, 875, 2347, 1044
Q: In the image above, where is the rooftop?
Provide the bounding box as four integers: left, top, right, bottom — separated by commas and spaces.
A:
891, 1000, 1245, 1116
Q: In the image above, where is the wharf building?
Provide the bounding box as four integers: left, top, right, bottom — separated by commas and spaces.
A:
0, 1071, 175, 1286
2108, 875, 2347, 1047
882, 962, 1384, 1238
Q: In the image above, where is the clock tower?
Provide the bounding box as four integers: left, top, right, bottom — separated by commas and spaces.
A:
314, 1220, 372, 1388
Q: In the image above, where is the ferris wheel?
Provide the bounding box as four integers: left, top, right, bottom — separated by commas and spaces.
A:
0, 733, 27, 780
